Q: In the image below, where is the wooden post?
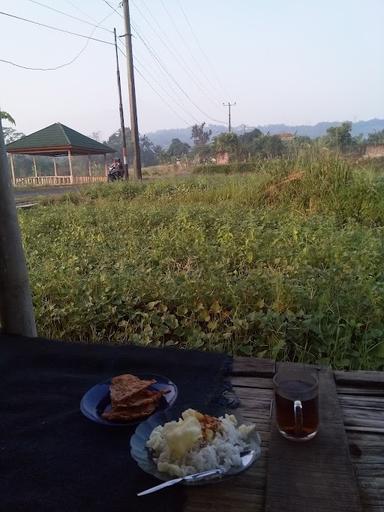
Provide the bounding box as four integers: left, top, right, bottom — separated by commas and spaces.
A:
68, 150, 73, 184
122, 0, 142, 179
104, 154, 107, 178
33, 156, 38, 178
9, 153, 15, 185
0, 116, 37, 336
88, 155, 92, 177
53, 157, 57, 177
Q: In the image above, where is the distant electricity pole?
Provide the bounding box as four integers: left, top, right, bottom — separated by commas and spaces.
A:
122, 0, 142, 180
113, 28, 129, 180
0, 116, 37, 337
223, 101, 236, 133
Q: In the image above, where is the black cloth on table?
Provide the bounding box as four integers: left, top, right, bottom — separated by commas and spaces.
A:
0, 335, 232, 512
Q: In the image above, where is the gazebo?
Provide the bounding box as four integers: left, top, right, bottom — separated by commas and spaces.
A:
6, 122, 115, 185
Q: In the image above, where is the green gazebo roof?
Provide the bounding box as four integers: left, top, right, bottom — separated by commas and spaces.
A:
6, 123, 115, 156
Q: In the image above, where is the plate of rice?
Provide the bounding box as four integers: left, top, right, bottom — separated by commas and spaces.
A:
130, 408, 261, 484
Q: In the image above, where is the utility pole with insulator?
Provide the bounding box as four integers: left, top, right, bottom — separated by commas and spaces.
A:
122, 0, 142, 180
223, 101, 236, 133
0, 116, 36, 337
113, 27, 129, 180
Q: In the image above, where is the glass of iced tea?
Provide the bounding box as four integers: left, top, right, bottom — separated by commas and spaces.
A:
273, 368, 319, 441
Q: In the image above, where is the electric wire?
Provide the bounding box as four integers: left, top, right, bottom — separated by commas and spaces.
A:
134, 56, 200, 124
117, 46, 197, 124
101, 0, 225, 123
25, 0, 114, 34
134, 64, 190, 126
63, 0, 99, 23
176, 0, 229, 97
159, 0, 224, 100
101, 0, 123, 19
132, 26, 225, 124
0, 11, 114, 45
0, 12, 114, 71
131, 0, 218, 106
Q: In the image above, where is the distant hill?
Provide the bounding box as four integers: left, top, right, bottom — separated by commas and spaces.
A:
145, 118, 384, 147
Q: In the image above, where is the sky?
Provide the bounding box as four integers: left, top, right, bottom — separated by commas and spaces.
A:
1, 0, 384, 141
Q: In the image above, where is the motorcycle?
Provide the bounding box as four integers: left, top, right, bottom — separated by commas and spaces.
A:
107, 162, 124, 182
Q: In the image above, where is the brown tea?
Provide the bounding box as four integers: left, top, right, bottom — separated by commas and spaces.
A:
274, 378, 319, 441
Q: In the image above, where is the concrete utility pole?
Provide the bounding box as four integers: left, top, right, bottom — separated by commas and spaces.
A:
114, 27, 129, 180
0, 116, 37, 337
223, 101, 236, 133
122, 0, 142, 180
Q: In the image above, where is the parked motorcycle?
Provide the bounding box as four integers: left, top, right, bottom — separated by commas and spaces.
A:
107, 159, 124, 182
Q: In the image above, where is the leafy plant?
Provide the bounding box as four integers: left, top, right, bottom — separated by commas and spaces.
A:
19, 157, 384, 370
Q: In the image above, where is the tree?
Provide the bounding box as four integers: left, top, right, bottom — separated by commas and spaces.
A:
260, 135, 285, 158
140, 134, 160, 167
239, 128, 263, 146
213, 132, 239, 157
324, 122, 353, 153
105, 127, 133, 165
105, 128, 160, 167
367, 129, 384, 145
191, 122, 212, 146
0, 111, 16, 125
167, 138, 190, 160
238, 128, 263, 158
3, 127, 24, 144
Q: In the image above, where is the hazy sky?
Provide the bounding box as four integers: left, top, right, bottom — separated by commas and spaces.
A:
1, 0, 384, 140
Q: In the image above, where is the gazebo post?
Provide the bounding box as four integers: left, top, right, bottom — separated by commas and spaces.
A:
0, 117, 37, 337
53, 157, 57, 178
104, 154, 107, 179
33, 157, 38, 179
9, 153, 16, 185
68, 150, 73, 184
88, 155, 92, 177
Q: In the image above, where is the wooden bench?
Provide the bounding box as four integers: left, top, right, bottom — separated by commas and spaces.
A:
185, 358, 384, 512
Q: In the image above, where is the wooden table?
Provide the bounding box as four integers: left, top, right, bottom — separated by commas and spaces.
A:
185, 358, 384, 512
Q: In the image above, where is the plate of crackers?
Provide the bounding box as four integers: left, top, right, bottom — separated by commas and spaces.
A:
80, 373, 178, 427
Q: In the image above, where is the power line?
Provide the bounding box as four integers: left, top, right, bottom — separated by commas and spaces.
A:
102, 0, 224, 124
132, 54, 200, 124
0, 12, 114, 71
63, 0, 99, 23
131, 0, 218, 106
101, 0, 123, 19
0, 10, 114, 45
132, 25, 225, 124
25, 0, 113, 34
176, 0, 229, 97
118, 46, 195, 125
134, 64, 190, 126
159, 0, 223, 100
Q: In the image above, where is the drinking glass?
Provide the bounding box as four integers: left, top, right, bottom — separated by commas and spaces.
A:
273, 368, 319, 441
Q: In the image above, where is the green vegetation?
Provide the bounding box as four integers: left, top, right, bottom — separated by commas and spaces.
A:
20, 155, 384, 370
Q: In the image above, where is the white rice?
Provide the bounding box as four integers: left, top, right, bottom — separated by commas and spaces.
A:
146, 409, 255, 477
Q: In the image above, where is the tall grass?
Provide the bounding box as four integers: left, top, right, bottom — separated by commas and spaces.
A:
20, 155, 384, 369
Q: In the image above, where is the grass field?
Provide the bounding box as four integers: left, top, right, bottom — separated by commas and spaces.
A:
19, 155, 384, 370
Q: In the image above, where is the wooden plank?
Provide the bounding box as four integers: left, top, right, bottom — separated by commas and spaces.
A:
265, 369, 362, 512
346, 426, 384, 434
335, 370, 384, 387
231, 376, 274, 389
347, 432, 384, 464
337, 386, 384, 396
340, 395, 384, 433
232, 357, 275, 377
186, 371, 274, 512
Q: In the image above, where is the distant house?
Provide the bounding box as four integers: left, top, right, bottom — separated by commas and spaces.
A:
216, 151, 230, 164
364, 144, 384, 158
277, 132, 295, 142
